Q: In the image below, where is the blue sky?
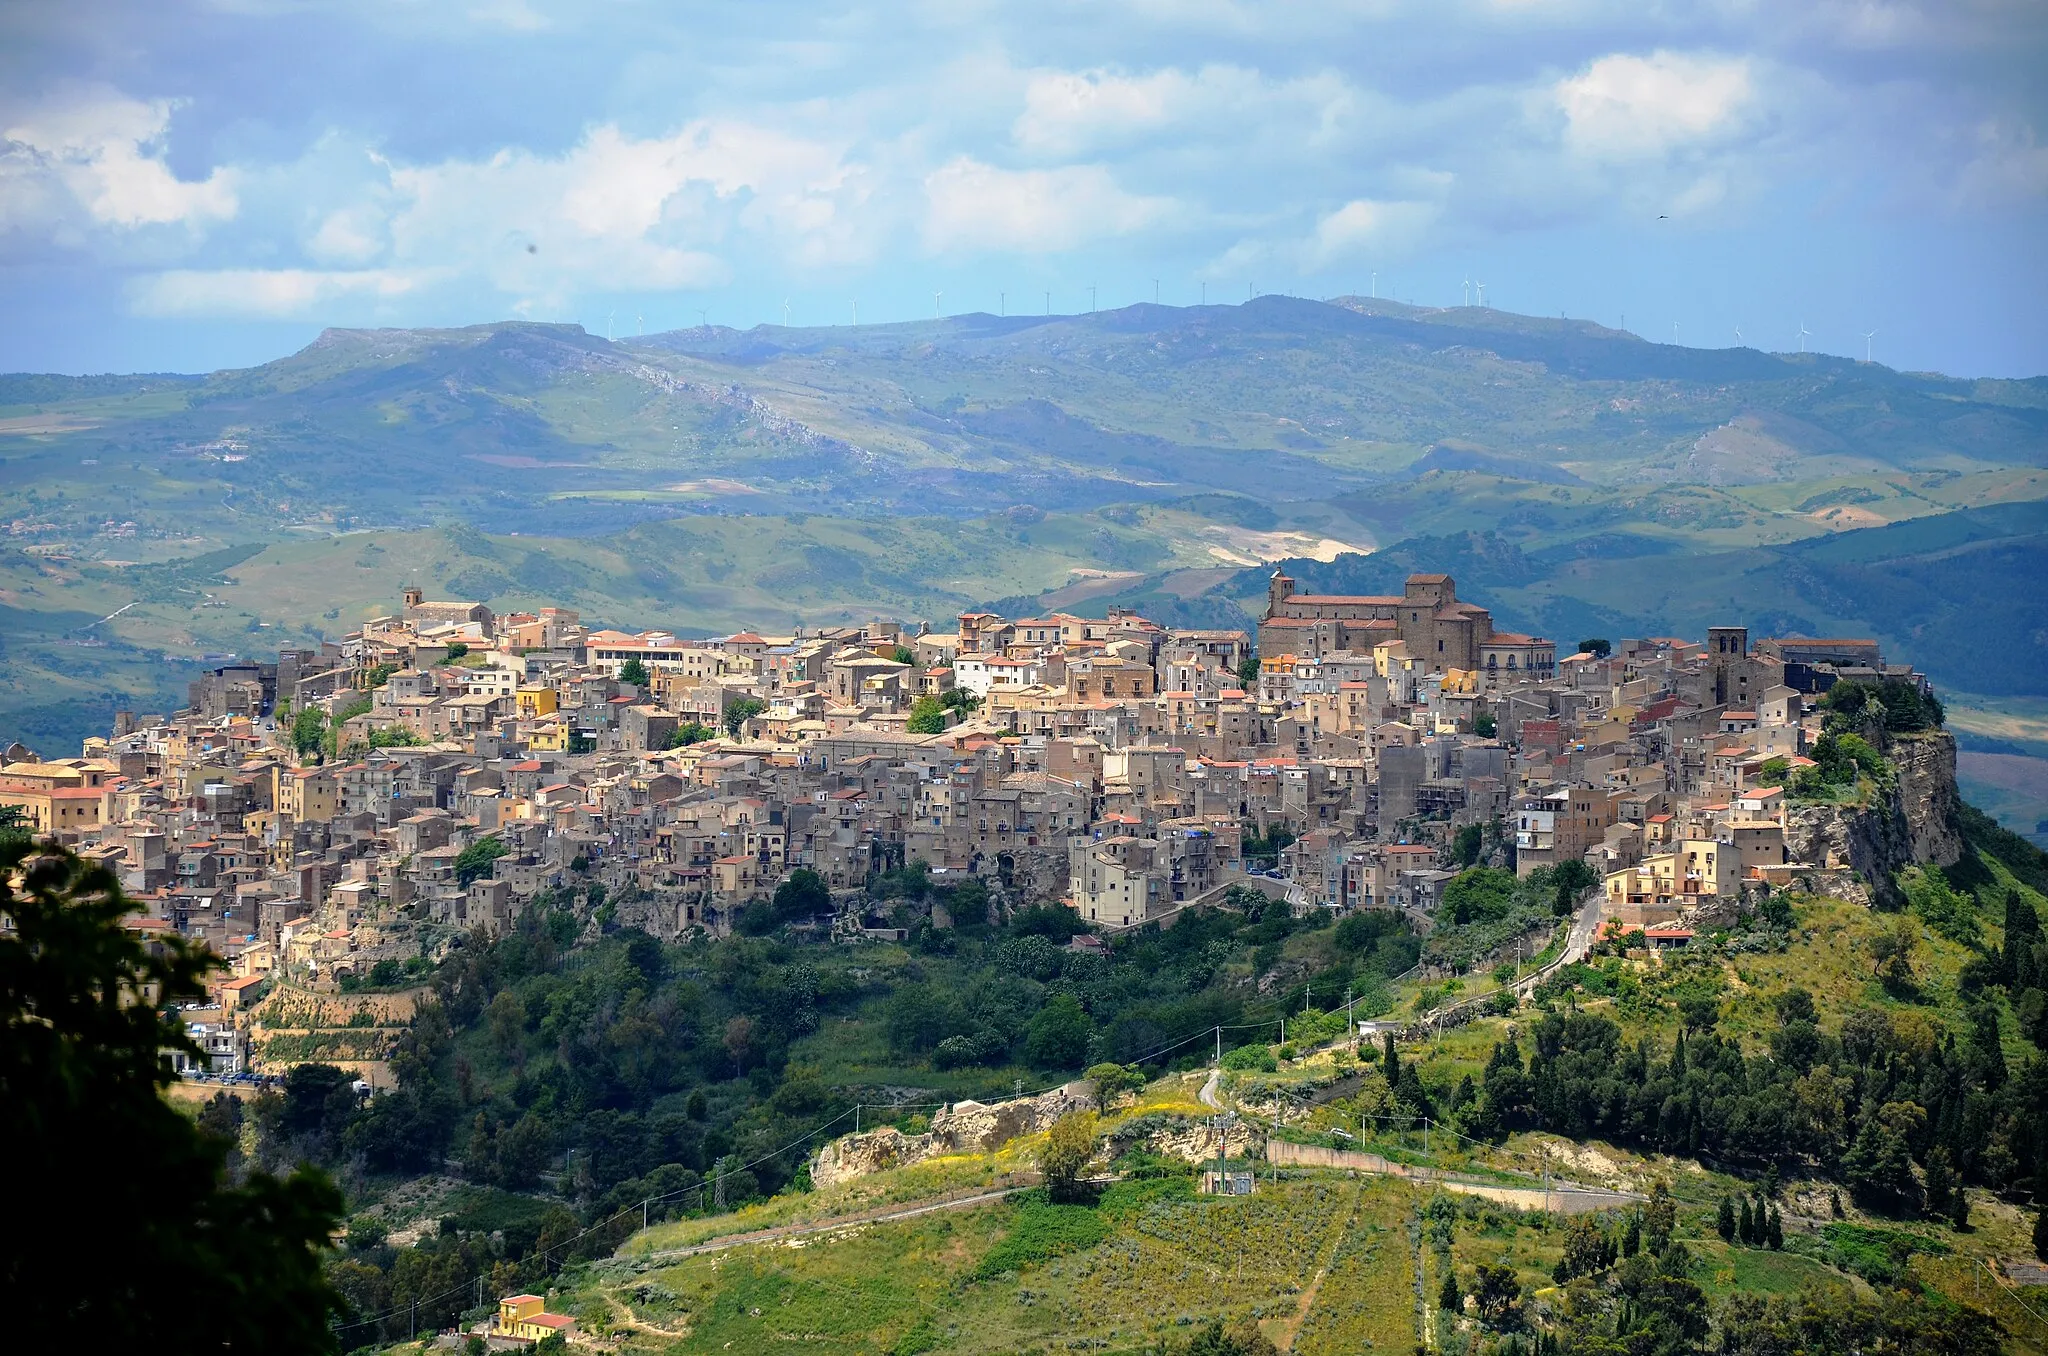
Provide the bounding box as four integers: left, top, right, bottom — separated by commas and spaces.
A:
3, 1, 2045, 377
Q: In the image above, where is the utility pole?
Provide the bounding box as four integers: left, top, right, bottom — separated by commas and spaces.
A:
1215, 1024, 1221, 1064
855, 1102, 861, 1134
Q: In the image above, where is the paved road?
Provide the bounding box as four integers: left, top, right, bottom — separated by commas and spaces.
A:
637, 1183, 1032, 1264
1199, 1068, 1223, 1110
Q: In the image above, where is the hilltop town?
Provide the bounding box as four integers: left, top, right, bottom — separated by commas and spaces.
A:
0, 568, 1953, 1083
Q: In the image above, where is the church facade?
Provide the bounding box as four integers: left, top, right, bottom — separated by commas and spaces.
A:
1258, 570, 1555, 681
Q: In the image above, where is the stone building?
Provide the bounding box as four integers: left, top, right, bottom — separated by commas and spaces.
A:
1258, 571, 1554, 679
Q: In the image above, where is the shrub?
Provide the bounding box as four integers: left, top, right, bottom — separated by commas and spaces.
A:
1221, 1044, 1277, 1073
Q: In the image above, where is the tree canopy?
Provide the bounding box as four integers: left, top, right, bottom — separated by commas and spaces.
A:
0, 840, 344, 1352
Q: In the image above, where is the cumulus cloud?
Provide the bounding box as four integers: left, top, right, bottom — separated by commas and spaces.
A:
1304, 197, 1442, 267
130, 267, 424, 318
923, 156, 1174, 254
1012, 65, 1348, 158
1954, 117, 2048, 208
2, 92, 236, 231
1555, 51, 1756, 159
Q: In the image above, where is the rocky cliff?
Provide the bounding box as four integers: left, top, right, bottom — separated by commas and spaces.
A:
1783, 729, 1963, 909
811, 1080, 1098, 1188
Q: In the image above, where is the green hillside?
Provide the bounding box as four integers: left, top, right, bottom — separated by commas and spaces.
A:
295, 813, 2048, 1355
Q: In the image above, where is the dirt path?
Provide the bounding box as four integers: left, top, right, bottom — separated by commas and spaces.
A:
1409, 1209, 1431, 1352
599, 1292, 690, 1340
1264, 1178, 1362, 1351
638, 1182, 1033, 1264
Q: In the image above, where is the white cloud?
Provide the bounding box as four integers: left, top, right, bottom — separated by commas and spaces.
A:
1304, 197, 1441, 267
307, 206, 386, 264
922, 156, 1174, 254
1555, 51, 1756, 159
1012, 64, 1350, 158
131, 267, 424, 318
1950, 117, 2048, 208
3, 93, 237, 230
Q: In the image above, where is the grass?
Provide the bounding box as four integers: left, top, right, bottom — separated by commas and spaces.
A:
624, 1145, 1036, 1258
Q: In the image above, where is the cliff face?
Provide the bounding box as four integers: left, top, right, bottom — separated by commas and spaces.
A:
1892, 732, 1965, 867
1783, 730, 1962, 909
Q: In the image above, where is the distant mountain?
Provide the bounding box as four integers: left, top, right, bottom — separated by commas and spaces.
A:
5, 298, 2043, 543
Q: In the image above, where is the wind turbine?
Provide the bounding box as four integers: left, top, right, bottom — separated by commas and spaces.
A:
1797, 322, 1811, 353
697, 309, 707, 328
1370, 270, 1377, 299
636, 313, 643, 338
1734, 326, 1744, 345
606, 309, 616, 341
782, 299, 790, 328
1861, 331, 1876, 363
1045, 291, 1051, 316
933, 291, 942, 318
1201, 282, 1207, 305
1089, 284, 1097, 312
1154, 278, 1160, 304
1475, 280, 1486, 307
851, 300, 858, 326
1462, 277, 1471, 307
1000, 291, 1005, 317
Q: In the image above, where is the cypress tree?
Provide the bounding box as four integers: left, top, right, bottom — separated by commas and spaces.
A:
1439, 1266, 1461, 1311
1717, 1196, 1736, 1241
1765, 1206, 1783, 1250
1738, 1197, 1756, 1245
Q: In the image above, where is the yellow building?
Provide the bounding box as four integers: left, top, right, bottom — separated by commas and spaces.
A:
517, 686, 559, 719
0, 783, 107, 834
276, 765, 339, 823
495, 1294, 577, 1343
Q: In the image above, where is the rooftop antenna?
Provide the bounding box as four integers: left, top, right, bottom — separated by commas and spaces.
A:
1797, 321, 1811, 353
1861, 330, 1876, 363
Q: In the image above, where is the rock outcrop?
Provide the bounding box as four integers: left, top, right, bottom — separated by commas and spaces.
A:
1783, 730, 1962, 910
811, 1080, 1098, 1188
